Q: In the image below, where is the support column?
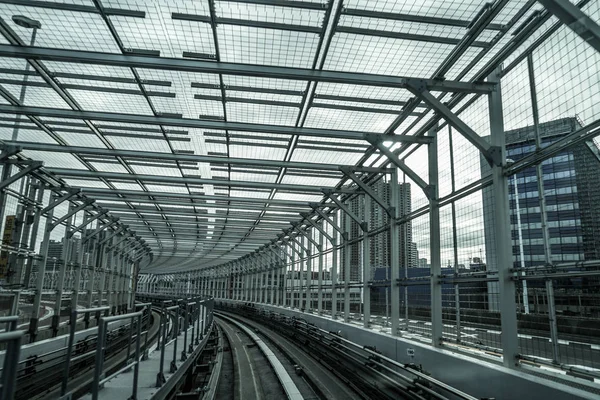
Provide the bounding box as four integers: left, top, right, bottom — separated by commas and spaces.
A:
489, 66, 519, 368
390, 168, 400, 337
304, 236, 311, 312
51, 202, 75, 336
23, 182, 43, 288
331, 213, 338, 320
344, 203, 351, 322
318, 223, 324, 315
363, 196, 371, 328
429, 126, 442, 347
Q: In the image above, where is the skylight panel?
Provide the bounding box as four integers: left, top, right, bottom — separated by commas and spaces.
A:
132, 164, 182, 177
325, 34, 455, 77
290, 148, 364, 165
64, 178, 111, 189
108, 136, 172, 152
0, 127, 58, 144
229, 143, 287, 161
110, 181, 144, 191
222, 76, 307, 92
90, 161, 131, 174
230, 171, 278, 184
60, 132, 110, 148
304, 107, 397, 133
280, 174, 340, 188
345, 0, 486, 21
44, 61, 136, 79
68, 90, 154, 115
226, 102, 298, 126
216, 1, 324, 27
2, 85, 71, 109
0, 5, 120, 53
217, 25, 319, 68
272, 192, 323, 202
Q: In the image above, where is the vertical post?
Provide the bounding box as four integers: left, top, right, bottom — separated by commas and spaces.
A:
489, 65, 519, 368
30, 193, 56, 341
132, 314, 142, 400
528, 53, 559, 363
390, 168, 400, 337
318, 222, 324, 315
429, 125, 442, 347
331, 213, 338, 319
305, 237, 311, 312
7, 176, 29, 285
23, 182, 43, 288
290, 243, 296, 308
92, 320, 107, 400
60, 310, 78, 396
270, 263, 275, 305
344, 205, 351, 322
363, 196, 371, 328
52, 202, 75, 336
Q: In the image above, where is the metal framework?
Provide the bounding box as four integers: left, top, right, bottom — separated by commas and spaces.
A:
0, 0, 599, 386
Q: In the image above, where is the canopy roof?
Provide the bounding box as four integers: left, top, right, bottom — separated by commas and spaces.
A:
0, 0, 574, 272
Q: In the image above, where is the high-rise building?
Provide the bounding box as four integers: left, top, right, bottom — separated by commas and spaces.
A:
482, 117, 600, 309
341, 179, 416, 283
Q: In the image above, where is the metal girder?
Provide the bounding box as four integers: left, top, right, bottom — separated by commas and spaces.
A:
0, 0, 145, 16
365, 134, 430, 196
300, 213, 333, 243
84, 218, 118, 243
310, 206, 346, 239
44, 167, 347, 193
40, 189, 80, 214
0, 45, 496, 93
98, 225, 127, 246
339, 167, 392, 216
280, 236, 304, 257
290, 222, 320, 250
336, 26, 491, 48
5, 141, 378, 172
78, 187, 313, 208
51, 198, 94, 229
405, 81, 501, 166
286, 232, 311, 254
109, 208, 292, 222
341, 8, 506, 30
322, 190, 364, 230
363, 132, 433, 145
0, 160, 42, 190
538, 0, 600, 53
506, 118, 600, 175
68, 209, 109, 237
0, 144, 20, 161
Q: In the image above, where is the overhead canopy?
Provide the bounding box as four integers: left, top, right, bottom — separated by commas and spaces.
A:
0, 0, 569, 272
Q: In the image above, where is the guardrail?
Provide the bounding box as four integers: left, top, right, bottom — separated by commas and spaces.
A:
0, 330, 23, 400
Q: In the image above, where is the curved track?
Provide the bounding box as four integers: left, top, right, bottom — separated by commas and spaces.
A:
14, 307, 166, 400
215, 315, 305, 400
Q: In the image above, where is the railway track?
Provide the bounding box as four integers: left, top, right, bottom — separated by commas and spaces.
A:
215, 314, 306, 400
12, 306, 171, 399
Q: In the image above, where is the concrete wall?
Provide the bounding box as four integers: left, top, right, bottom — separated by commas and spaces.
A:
219, 300, 598, 400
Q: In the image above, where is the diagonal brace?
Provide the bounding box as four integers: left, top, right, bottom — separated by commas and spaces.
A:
322, 190, 364, 230
537, 0, 600, 54
286, 233, 310, 254
290, 221, 320, 250
339, 166, 393, 216
405, 80, 501, 166
0, 161, 42, 190
0, 145, 21, 161
300, 213, 333, 243
365, 136, 431, 197
41, 189, 80, 214
51, 198, 94, 229
99, 225, 127, 246
310, 204, 346, 240
68, 209, 109, 237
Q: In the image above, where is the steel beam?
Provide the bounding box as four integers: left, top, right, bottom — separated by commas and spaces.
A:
322, 190, 363, 227
44, 167, 344, 193
339, 167, 392, 215
538, 0, 600, 53
51, 199, 94, 229
299, 213, 333, 243
68, 209, 109, 237
0, 161, 42, 190
40, 189, 80, 214
406, 82, 501, 166
0, 45, 496, 93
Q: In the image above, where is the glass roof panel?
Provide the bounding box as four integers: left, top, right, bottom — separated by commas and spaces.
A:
218, 25, 319, 68
325, 34, 455, 76
107, 136, 172, 152
346, 0, 486, 20
226, 103, 298, 125
2, 85, 71, 109
67, 90, 154, 115
0, 4, 120, 52
304, 107, 397, 132
290, 148, 364, 165
60, 132, 110, 148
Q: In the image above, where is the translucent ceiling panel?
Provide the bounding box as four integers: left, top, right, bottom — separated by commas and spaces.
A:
326, 33, 454, 77
218, 25, 319, 68
291, 147, 363, 165
1, 85, 71, 109
60, 132, 111, 148
222, 76, 307, 92
346, 0, 486, 20
111, 181, 144, 191
145, 184, 189, 193
108, 135, 172, 152
0, 5, 120, 53
229, 190, 270, 199
230, 171, 277, 184
316, 82, 410, 102
0, 127, 58, 144
226, 103, 298, 126
340, 15, 470, 40
68, 90, 154, 115
64, 178, 110, 189
216, 1, 324, 26
44, 62, 136, 79
229, 143, 287, 161
90, 162, 131, 173
272, 192, 323, 202
22, 150, 86, 169
304, 107, 397, 132
131, 164, 182, 177
280, 174, 340, 188
111, 6, 215, 57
